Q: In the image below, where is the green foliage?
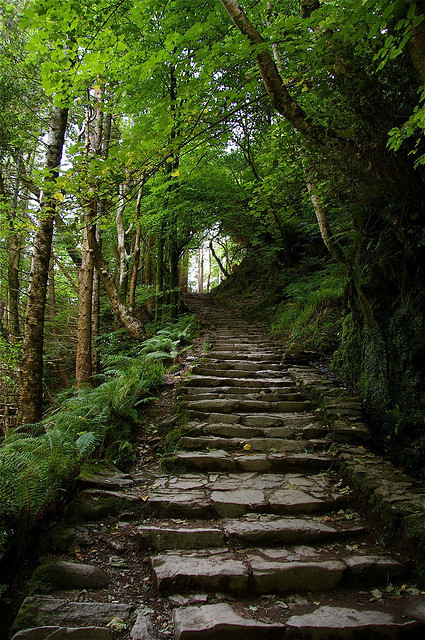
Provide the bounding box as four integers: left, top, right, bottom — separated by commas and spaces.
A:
270, 262, 346, 353
140, 314, 198, 362
0, 313, 197, 558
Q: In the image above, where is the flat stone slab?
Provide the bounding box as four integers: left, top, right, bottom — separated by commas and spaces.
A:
251, 558, 346, 594
173, 603, 283, 639
248, 552, 404, 595
268, 489, 326, 514
223, 516, 364, 545
12, 597, 132, 631
204, 424, 263, 438
187, 376, 291, 388
344, 555, 405, 585
286, 605, 420, 638
210, 488, 267, 517
11, 628, 111, 640
147, 489, 212, 518
145, 472, 349, 518
138, 525, 224, 550
185, 399, 311, 413
178, 436, 324, 453
151, 551, 248, 595
31, 562, 110, 591
170, 451, 333, 474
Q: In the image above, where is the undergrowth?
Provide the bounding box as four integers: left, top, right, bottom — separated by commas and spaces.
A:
0, 313, 198, 564
270, 262, 346, 353
214, 252, 346, 354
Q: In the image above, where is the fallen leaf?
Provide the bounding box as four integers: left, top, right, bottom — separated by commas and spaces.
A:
243, 443, 252, 451
107, 617, 127, 632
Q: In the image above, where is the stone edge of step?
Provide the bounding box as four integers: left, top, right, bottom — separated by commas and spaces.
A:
287, 365, 425, 558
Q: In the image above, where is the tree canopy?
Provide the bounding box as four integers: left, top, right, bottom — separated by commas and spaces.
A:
1, 0, 425, 440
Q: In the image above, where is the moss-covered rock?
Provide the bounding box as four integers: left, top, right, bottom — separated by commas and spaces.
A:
66, 489, 143, 523
30, 561, 110, 593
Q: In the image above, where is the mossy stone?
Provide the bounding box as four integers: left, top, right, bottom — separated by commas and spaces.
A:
30, 561, 110, 592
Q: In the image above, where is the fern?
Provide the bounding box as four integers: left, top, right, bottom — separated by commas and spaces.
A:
0, 313, 197, 553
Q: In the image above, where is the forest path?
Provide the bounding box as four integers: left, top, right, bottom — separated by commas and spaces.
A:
9, 294, 425, 639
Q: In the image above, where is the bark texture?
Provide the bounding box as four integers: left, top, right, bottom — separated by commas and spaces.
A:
18, 106, 68, 424
88, 227, 145, 339
76, 89, 102, 388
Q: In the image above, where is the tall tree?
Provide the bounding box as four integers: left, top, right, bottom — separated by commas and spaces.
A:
75, 86, 103, 388
18, 105, 68, 424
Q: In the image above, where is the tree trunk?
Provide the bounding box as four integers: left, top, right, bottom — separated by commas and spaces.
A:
18, 106, 68, 424
302, 155, 347, 265
48, 255, 56, 323
169, 242, 179, 317
91, 252, 101, 378
75, 210, 94, 386
129, 185, 143, 313
1, 162, 22, 341
116, 181, 129, 302
179, 251, 189, 293
155, 221, 166, 323
198, 245, 204, 293
88, 226, 145, 339
145, 234, 155, 313
206, 247, 211, 293
76, 88, 103, 388
210, 241, 230, 278
7, 233, 22, 341
220, 0, 330, 146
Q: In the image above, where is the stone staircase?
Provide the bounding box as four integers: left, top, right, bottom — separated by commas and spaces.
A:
9, 294, 425, 640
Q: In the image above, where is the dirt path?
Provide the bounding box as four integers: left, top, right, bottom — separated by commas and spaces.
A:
8, 294, 425, 639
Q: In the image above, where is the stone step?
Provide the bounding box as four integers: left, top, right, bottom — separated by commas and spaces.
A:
283, 605, 422, 639
178, 435, 329, 453
167, 450, 333, 474
192, 362, 285, 373
11, 596, 133, 634
138, 515, 366, 550
151, 548, 404, 596
145, 471, 350, 519
212, 342, 281, 349
204, 353, 282, 362
183, 390, 305, 402
184, 399, 314, 413
186, 422, 327, 440
173, 602, 283, 639
210, 345, 282, 352
187, 413, 320, 428
191, 368, 285, 378
186, 376, 293, 387
172, 602, 423, 640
